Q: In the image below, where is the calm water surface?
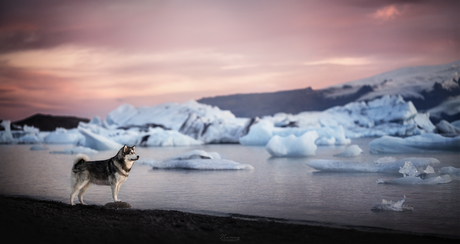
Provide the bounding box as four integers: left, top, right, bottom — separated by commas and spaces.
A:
1, 138, 459, 237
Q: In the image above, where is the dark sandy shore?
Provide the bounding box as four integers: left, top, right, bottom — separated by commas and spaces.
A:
0, 195, 457, 244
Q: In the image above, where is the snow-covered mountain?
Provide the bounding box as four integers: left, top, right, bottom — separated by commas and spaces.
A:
325, 60, 460, 101
199, 60, 460, 122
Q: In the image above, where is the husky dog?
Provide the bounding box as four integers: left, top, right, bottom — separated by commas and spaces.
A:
70, 145, 139, 205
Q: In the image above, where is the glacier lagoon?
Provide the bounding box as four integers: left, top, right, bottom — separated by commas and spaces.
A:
0, 138, 459, 237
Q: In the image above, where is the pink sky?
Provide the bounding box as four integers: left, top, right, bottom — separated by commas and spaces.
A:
0, 0, 459, 121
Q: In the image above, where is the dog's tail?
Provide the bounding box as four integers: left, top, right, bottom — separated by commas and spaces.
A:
73, 153, 90, 165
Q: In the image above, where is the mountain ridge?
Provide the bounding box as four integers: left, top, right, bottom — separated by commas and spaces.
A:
198, 60, 460, 121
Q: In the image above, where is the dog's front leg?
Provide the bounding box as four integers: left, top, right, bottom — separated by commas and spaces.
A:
111, 183, 120, 202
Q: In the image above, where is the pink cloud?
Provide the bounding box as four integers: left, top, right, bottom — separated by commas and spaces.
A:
0, 0, 458, 120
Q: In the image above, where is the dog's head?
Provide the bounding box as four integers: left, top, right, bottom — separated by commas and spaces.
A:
119, 145, 140, 162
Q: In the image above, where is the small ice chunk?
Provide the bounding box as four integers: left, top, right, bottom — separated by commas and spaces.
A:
371, 196, 413, 212
399, 161, 420, 177
333, 145, 363, 157
144, 150, 254, 170
424, 165, 435, 174
378, 163, 452, 184
266, 131, 318, 157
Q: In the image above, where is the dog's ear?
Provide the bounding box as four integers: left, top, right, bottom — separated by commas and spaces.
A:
132, 145, 136, 150
123, 144, 127, 152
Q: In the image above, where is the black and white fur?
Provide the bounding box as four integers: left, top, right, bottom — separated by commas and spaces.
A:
70, 145, 139, 205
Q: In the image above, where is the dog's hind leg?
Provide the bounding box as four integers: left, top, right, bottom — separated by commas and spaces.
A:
78, 181, 91, 205
70, 179, 89, 205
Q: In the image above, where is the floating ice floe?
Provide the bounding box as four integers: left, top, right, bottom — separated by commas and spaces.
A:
439, 166, 460, 180
369, 133, 460, 153
49, 146, 98, 154
306, 157, 439, 173
142, 150, 254, 170
266, 131, 318, 157
371, 196, 413, 212
333, 145, 363, 157
377, 161, 452, 185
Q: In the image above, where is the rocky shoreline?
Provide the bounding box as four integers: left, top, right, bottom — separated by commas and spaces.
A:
0, 195, 457, 244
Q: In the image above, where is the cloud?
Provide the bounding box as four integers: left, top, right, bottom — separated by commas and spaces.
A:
303, 57, 374, 66
0, 0, 459, 120
372, 5, 402, 20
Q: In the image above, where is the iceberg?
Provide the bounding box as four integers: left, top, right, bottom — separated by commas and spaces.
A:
50, 146, 98, 154
369, 133, 460, 153
266, 131, 318, 157
16, 125, 42, 144
43, 128, 85, 145
143, 150, 254, 170
0, 120, 16, 144
371, 196, 414, 212
435, 120, 460, 135
334, 145, 363, 157
306, 157, 439, 173
239, 119, 349, 146
262, 95, 435, 139
105, 101, 248, 143
137, 128, 202, 147
78, 127, 123, 150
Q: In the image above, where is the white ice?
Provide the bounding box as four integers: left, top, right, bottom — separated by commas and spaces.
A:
435, 120, 460, 135
50, 146, 98, 154
439, 166, 460, 180
260, 95, 434, 141
265, 131, 318, 157
371, 196, 413, 212
369, 133, 460, 153
306, 157, 439, 173
239, 119, 349, 146
78, 127, 123, 150
142, 150, 254, 170
326, 60, 460, 101
137, 128, 203, 147
377, 161, 452, 185
334, 145, 363, 157
44, 128, 85, 145
0, 120, 15, 144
